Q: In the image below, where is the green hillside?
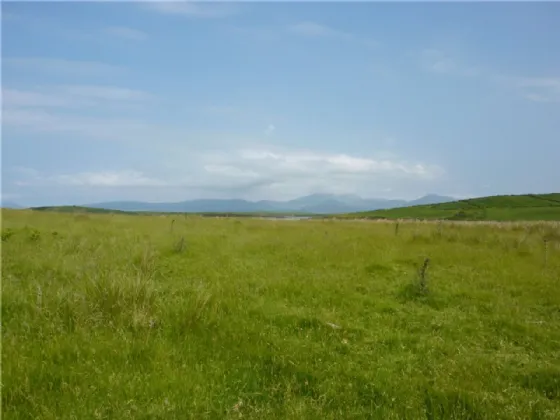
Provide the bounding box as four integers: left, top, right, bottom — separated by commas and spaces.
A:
337, 193, 560, 221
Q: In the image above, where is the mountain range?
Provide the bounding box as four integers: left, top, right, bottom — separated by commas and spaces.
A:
0, 201, 23, 209
79, 193, 456, 214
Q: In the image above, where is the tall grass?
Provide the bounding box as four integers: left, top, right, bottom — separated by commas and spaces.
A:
2, 209, 560, 419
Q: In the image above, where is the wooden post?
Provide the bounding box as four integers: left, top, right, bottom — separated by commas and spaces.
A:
544, 239, 549, 268
419, 258, 430, 293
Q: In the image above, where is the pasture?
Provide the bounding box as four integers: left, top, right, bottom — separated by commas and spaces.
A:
2, 209, 560, 419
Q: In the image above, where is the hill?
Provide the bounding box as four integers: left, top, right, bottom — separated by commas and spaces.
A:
83, 194, 455, 214
337, 193, 560, 221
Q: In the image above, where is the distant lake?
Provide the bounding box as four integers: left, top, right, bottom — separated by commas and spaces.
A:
258, 216, 312, 221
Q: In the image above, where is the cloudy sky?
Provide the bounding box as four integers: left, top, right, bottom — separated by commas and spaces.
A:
2, 1, 559, 206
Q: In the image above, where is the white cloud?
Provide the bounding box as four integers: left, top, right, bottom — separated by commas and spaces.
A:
196, 147, 444, 200
2, 108, 66, 131
3, 89, 73, 107
57, 85, 151, 101
418, 49, 479, 77
203, 164, 261, 180
11, 147, 444, 200
3, 57, 125, 77
3, 11, 145, 45
288, 22, 334, 37
264, 124, 275, 136
3, 90, 280, 145
103, 26, 148, 41
3, 85, 151, 108
420, 49, 455, 74
3, 84, 156, 139
2, 108, 160, 141
524, 93, 559, 103
1, 192, 21, 201
232, 148, 441, 178
142, 1, 237, 18
287, 21, 377, 47
15, 169, 165, 188
418, 48, 560, 104
1, 11, 18, 21
514, 77, 560, 90
510, 77, 560, 103
57, 171, 164, 187
2, 84, 156, 141
197, 104, 245, 117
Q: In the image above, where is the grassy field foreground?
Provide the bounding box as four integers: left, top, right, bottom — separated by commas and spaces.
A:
2, 210, 560, 419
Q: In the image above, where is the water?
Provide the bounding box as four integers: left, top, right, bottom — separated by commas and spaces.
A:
258, 216, 312, 221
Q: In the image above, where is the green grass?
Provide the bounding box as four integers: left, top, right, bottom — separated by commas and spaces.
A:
337, 193, 560, 221
2, 209, 560, 419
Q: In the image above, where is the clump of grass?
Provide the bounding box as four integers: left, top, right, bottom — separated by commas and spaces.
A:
27, 228, 41, 242
365, 262, 393, 276
2, 227, 15, 241
79, 246, 160, 328
409, 232, 431, 243
424, 388, 485, 420
84, 270, 158, 327
36, 285, 43, 310
436, 220, 443, 236
543, 229, 560, 243
398, 257, 443, 308
174, 236, 185, 253
132, 245, 158, 281
543, 229, 560, 267
520, 369, 560, 400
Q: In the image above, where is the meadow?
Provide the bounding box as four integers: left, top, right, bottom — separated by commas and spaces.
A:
2, 209, 560, 419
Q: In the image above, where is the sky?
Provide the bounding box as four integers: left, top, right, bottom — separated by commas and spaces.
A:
2, 1, 560, 207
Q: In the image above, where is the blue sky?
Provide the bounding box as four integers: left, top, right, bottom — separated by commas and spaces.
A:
2, 1, 559, 206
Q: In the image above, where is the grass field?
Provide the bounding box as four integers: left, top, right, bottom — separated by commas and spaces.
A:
2, 209, 560, 419
338, 194, 560, 222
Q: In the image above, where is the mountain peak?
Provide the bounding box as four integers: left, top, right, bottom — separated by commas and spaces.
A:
83, 193, 457, 214
408, 194, 455, 206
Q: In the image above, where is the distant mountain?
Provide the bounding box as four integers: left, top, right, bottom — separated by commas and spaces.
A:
85, 194, 456, 214
0, 201, 23, 209
407, 194, 456, 206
